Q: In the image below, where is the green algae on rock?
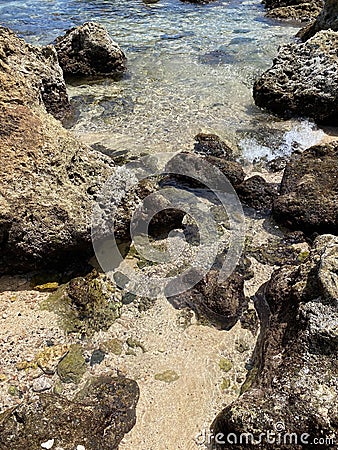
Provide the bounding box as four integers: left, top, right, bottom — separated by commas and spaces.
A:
154, 370, 180, 383
0, 375, 139, 450
41, 270, 122, 335
57, 345, 86, 384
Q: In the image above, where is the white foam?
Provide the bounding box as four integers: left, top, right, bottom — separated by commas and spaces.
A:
240, 120, 325, 163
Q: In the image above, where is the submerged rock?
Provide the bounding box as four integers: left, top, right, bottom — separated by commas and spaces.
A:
273, 142, 338, 235
54, 22, 126, 78
298, 0, 338, 40
193, 133, 235, 159
211, 234, 338, 448
168, 266, 248, 330
0, 26, 70, 121
0, 375, 139, 450
253, 30, 338, 125
57, 344, 86, 384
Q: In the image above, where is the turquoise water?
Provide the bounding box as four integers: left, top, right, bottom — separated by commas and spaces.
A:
0, 0, 323, 159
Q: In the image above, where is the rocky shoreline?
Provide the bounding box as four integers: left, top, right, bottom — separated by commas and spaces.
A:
0, 1, 337, 449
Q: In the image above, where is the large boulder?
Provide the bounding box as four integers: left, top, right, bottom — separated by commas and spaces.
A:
54, 22, 126, 78
0, 28, 116, 273
273, 142, 338, 235
0, 26, 70, 121
253, 30, 338, 125
263, 0, 323, 21
0, 375, 139, 450
211, 234, 338, 449
298, 0, 338, 40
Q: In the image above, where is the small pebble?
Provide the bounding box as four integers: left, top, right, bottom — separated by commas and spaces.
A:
41, 439, 54, 449
77, 446, 86, 450
32, 376, 52, 392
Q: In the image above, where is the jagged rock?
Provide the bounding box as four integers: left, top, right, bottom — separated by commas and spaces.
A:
0, 375, 139, 450
298, 0, 338, 40
56, 344, 86, 384
211, 234, 338, 449
193, 133, 235, 159
236, 175, 278, 212
54, 22, 126, 78
253, 30, 338, 125
0, 29, 116, 273
168, 266, 248, 330
273, 142, 338, 234
0, 26, 70, 121
266, 2, 322, 21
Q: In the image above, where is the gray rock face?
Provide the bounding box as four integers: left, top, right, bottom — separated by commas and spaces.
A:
273, 142, 338, 235
54, 22, 126, 78
298, 0, 338, 40
0, 375, 139, 450
211, 234, 338, 449
0, 26, 70, 121
0, 28, 116, 273
253, 30, 338, 125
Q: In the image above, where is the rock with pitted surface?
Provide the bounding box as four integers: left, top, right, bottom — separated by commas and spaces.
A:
0, 375, 139, 450
54, 22, 126, 78
193, 133, 235, 159
236, 175, 278, 213
273, 142, 338, 235
211, 234, 338, 449
0, 26, 70, 121
253, 30, 338, 125
0, 28, 116, 273
298, 0, 338, 40
266, 1, 322, 21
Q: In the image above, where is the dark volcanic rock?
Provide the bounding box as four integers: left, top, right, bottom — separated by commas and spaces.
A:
54, 22, 126, 78
0, 375, 139, 450
253, 30, 338, 125
168, 267, 248, 330
194, 133, 235, 159
273, 142, 338, 235
298, 0, 338, 40
211, 234, 338, 449
0, 26, 70, 121
236, 175, 278, 212
266, 2, 322, 21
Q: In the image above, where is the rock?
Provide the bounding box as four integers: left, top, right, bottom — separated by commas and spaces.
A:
154, 370, 180, 383
193, 133, 235, 159
236, 175, 278, 212
0, 375, 139, 450
168, 267, 248, 330
56, 344, 86, 384
273, 142, 338, 234
41, 439, 54, 449
42, 270, 122, 335
99, 338, 123, 355
54, 22, 126, 78
32, 377, 52, 393
297, 0, 338, 40
253, 30, 338, 125
266, 1, 322, 21
0, 26, 70, 122
211, 234, 338, 449
90, 349, 105, 367
266, 156, 287, 172
0, 27, 116, 273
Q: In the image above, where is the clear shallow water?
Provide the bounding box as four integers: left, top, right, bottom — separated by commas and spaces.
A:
0, 0, 325, 159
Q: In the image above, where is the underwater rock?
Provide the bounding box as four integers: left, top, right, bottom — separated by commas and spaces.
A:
42, 270, 122, 335
211, 234, 338, 449
57, 344, 86, 384
273, 142, 338, 235
253, 30, 338, 125
193, 133, 235, 159
168, 267, 248, 330
54, 22, 126, 78
0, 375, 139, 450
